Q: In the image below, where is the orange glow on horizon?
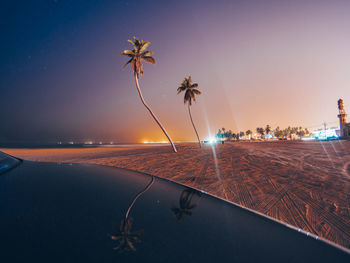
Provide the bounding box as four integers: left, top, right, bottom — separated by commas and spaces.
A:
141, 138, 195, 144
142, 140, 169, 144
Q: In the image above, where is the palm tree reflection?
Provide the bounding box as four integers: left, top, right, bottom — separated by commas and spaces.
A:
110, 176, 154, 252
171, 189, 202, 222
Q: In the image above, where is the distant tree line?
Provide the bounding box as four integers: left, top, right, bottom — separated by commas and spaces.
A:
271, 126, 310, 139
216, 125, 310, 141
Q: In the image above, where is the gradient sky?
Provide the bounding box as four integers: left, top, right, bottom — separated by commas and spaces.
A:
1, 0, 350, 143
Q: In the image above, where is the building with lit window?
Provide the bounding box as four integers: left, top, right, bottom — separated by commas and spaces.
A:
337, 99, 350, 138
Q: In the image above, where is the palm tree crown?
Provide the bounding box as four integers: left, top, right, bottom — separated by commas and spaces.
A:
120, 37, 156, 78
177, 76, 201, 105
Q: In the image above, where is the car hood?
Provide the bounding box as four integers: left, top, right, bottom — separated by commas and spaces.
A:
0, 153, 349, 262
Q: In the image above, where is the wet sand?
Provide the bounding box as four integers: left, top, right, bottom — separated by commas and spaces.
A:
2, 141, 350, 248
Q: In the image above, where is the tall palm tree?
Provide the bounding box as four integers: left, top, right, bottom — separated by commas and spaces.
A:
177, 76, 202, 147
120, 37, 177, 153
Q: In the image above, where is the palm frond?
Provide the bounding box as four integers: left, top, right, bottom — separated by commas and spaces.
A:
140, 41, 151, 52
141, 50, 154, 57
127, 39, 135, 46
120, 50, 135, 57
184, 90, 192, 105
190, 91, 196, 102
123, 58, 133, 69
142, 56, 156, 64
177, 86, 186, 94
191, 83, 198, 88
133, 37, 141, 47
192, 89, 201, 95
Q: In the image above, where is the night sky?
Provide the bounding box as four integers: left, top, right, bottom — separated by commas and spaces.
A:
1, 0, 350, 143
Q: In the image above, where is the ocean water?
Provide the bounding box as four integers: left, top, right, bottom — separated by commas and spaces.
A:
0, 142, 171, 149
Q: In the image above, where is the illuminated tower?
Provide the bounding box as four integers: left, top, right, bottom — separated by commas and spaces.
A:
337, 99, 347, 137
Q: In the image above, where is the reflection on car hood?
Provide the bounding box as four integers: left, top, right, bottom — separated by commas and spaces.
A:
0, 157, 349, 262
0, 151, 21, 174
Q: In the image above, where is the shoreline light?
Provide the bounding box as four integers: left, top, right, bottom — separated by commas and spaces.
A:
203, 137, 217, 144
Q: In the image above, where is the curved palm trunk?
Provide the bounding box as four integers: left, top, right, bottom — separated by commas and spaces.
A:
188, 104, 201, 148
134, 73, 177, 153
125, 176, 154, 220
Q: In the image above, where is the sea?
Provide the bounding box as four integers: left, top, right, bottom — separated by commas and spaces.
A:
0, 142, 171, 149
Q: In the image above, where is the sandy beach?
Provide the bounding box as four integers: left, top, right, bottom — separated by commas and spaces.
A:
2, 140, 350, 248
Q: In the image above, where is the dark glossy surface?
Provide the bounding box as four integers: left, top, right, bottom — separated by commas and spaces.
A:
0, 158, 349, 262
0, 151, 21, 175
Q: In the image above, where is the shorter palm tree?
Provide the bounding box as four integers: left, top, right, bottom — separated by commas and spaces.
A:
177, 76, 202, 147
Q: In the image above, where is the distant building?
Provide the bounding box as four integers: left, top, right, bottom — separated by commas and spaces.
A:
312, 128, 338, 140
337, 99, 350, 138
